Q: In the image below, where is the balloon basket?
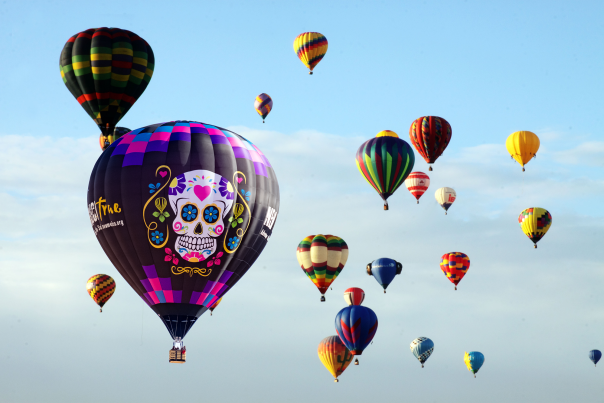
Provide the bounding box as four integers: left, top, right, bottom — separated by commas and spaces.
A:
534, 244, 537, 249
416, 200, 419, 204
384, 202, 388, 211
334, 379, 339, 383
421, 364, 424, 368
309, 71, 313, 75
99, 308, 102, 313
383, 290, 386, 294
321, 295, 326, 302
429, 166, 433, 171
354, 358, 359, 365
169, 348, 186, 364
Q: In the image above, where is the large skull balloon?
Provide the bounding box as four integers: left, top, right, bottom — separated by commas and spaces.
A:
168, 170, 234, 262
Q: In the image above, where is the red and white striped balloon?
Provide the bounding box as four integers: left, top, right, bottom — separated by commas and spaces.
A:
343, 287, 365, 306
404, 171, 430, 203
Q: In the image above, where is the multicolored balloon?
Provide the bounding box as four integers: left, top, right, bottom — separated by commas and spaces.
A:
343, 287, 365, 306
435, 187, 456, 214
335, 305, 378, 364
296, 235, 348, 301
367, 257, 402, 293
464, 351, 485, 378
254, 93, 273, 123
589, 350, 601, 367
356, 130, 415, 210
404, 171, 430, 204
409, 116, 452, 171
60, 28, 154, 136
86, 274, 116, 312
88, 121, 280, 357
518, 208, 552, 248
440, 252, 470, 290
209, 297, 222, 316
318, 335, 353, 382
410, 337, 434, 368
506, 131, 540, 172
293, 32, 328, 75
100, 127, 130, 151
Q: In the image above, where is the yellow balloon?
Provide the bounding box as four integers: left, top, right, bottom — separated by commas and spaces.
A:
318, 336, 353, 382
505, 131, 540, 171
518, 207, 552, 248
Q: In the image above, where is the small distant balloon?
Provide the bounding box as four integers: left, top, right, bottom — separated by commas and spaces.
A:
405, 171, 430, 204
86, 274, 115, 312
506, 131, 540, 172
367, 257, 402, 293
318, 335, 353, 382
464, 351, 485, 378
589, 350, 601, 367
343, 287, 365, 306
100, 127, 130, 151
209, 297, 222, 316
254, 93, 273, 123
435, 187, 456, 214
410, 337, 434, 368
293, 32, 328, 74
440, 252, 470, 290
518, 208, 552, 248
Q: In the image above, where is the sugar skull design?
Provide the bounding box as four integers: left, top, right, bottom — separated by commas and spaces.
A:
168, 170, 235, 263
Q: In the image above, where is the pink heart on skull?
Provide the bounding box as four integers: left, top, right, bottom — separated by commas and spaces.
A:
193, 185, 211, 202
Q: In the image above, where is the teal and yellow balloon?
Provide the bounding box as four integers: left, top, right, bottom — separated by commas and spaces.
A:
464, 351, 485, 378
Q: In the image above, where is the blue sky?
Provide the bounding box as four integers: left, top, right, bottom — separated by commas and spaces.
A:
1, 1, 604, 402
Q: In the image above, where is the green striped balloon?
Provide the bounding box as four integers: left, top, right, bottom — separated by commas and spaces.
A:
356, 130, 415, 210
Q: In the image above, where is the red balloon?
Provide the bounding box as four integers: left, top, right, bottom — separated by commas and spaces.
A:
409, 116, 452, 171
440, 252, 470, 290
343, 287, 365, 306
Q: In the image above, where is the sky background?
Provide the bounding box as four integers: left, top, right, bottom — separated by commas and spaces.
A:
1, 0, 604, 402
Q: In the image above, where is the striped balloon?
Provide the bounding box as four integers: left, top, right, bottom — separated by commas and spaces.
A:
254, 93, 273, 123
343, 287, 365, 306
409, 116, 452, 171
335, 305, 378, 357
318, 336, 353, 382
404, 171, 430, 204
296, 235, 348, 301
518, 207, 552, 248
86, 274, 116, 312
440, 252, 470, 290
356, 130, 415, 210
60, 28, 154, 135
293, 32, 328, 74
99, 126, 130, 151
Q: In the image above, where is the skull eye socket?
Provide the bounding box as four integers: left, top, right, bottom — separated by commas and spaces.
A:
180, 203, 199, 222
202, 204, 221, 224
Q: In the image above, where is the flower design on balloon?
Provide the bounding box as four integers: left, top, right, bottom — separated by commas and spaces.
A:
181, 204, 198, 221
169, 174, 186, 195
227, 237, 240, 250
204, 206, 219, 223
218, 177, 234, 200
151, 231, 164, 244
164, 248, 179, 265
207, 252, 223, 267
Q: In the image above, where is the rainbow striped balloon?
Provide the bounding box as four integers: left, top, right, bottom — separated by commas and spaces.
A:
86, 274, 116, 312
293, 32, 328, 74
254, 93, 273, 123
356, 130, 415, 210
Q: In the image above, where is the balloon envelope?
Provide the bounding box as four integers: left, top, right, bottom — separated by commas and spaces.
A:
86, 274, 116, 311
506, 131, 540, 171
435, 187, 456, 214
356, 130, 415, 210
318, 335, 353, 381
405, 171, 430, 203
409, 116, 451, 170
87, 121, 280, 344
367, 257, 402, 292
293, 32, 328, 74
335, 305, 378, 356
440, 252, 470, 289
254, 93, 273, 122
518, 208, 552, 248
410, 337, 434, 366
464, 351, 485, 376
589, 350, 602, 366
343, 287, 365, 306
60, 28, 154, 135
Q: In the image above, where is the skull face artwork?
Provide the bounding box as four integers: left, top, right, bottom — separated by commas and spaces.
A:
168, 170, 235, 263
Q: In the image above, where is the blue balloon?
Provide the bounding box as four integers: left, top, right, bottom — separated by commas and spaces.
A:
589, 350, 601, 367
335, 305, 378, 357
465, 351, 485, 377
367, 257, 402, 293
410, 337, 434, 367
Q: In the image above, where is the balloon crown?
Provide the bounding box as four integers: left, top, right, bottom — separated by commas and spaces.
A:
376, 130, 399, 138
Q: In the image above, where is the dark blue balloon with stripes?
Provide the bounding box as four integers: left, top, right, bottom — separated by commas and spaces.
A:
334, 305, 378, 356
589, 349, 601, 366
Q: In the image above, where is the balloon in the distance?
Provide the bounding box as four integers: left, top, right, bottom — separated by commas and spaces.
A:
589, 350, 602, 367
435, 187, 456, 214
518, 208, 552, 248
296, 235, 348, 301
209, 297, 222, 316
293, 32, 328, 75
506, 131, 540, 172
254, 93, 273, 123
86, 274, 116, 312
100, 127, 130, 151
318, 335, 353, 382
343, 287, 365, 306
464, 351, 485, 377
405, 171, 430, 204
88, 121, 280, 358
60, 28, 154, 135
335, 305, 378, 359
410, 337, 434, 368
409, 116, 452, 171
356, 130, 415, 210
366, 257, 402, 293
440, 252, 470, 290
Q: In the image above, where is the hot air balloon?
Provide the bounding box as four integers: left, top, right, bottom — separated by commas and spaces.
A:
464, 351, 485, 378
296, 235, 348, 301
335, 305, 378, 365
440, 252, 470, 290
293, 32, 328, 75
60, 28, 154, 137
589, 350, 601, 367
506, 131, 540, 172
409, 116, 451, 171
518, 208, 552, 248
405, 171, 430, 204
254, 93, 273, 123
87, 121, 280, 361
367, 257, 402, 293
356, 130, 415, 210
100, 127, 131, 151
209, 297, 222, 316
435, 187, 456, 214
343, 287, 365, 306
318, 336, 354, 382
86, 274, 116, 312
410, 337, 434, 368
